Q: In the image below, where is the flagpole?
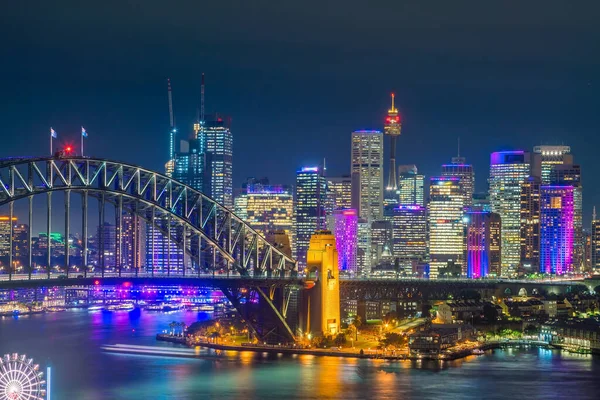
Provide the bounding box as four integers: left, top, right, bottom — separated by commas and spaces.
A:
81, 131, 84, 156
50, 134, 52, 156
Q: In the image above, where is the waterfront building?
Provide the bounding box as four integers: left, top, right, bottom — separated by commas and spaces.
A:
392, 205, 427, 274
351, 130, 384, 221
294, 167, 327, 269
397, 165, 424, 206
540, 319, 600, 353
532, 145, 573, 185
428, 176, 465, 279
203, 115, 233, 208
520, 176, 541, 271
326, 175, 352, 214
328, 209, 358, 275
540, 185, 574, 275
489, 151, 531, 276
465, 211, 501, 278
0, 216, 17, 257
441, 156, 474, 207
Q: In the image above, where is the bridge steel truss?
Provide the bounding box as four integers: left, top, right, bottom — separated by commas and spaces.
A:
0, 157, 300, 342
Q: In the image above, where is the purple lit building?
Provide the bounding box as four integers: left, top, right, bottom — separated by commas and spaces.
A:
540, 186, 574, 275
465, 211, 501, 278
329, 209, 358, 275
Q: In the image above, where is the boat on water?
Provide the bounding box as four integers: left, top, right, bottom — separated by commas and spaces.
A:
472, 349, 485, 355
88, 305, 103, 311
105, 303, 136, 312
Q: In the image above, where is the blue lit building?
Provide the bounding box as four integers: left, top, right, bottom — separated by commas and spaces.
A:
294, 167, 327, 269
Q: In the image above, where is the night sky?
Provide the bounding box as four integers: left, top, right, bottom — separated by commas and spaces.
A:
2, 1, 599, 225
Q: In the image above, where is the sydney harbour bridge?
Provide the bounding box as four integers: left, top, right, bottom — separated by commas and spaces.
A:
0, 156, 589, 343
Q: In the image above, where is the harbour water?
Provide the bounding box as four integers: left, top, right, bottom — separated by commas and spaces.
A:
1, 310, 599, 399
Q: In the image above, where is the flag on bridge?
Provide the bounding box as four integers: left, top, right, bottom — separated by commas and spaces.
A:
50, 127, 57, 138
82, 126, 88, 137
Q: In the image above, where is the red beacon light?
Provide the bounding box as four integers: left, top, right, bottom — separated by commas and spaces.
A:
94, 280, 100, 285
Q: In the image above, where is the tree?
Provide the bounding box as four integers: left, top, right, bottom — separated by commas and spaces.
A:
483, 303, 499, 323
334, 333, 347, 347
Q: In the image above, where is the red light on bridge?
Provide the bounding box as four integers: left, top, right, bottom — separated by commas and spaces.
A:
123, 282, 131, 288
94, 280, 100, 285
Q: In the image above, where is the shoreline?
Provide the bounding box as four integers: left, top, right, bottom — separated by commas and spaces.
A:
155, 334, 553, 361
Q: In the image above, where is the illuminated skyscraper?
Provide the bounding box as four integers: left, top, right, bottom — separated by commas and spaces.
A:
397, 165, 424, 206
0, 216, 17, 257
592, 208, 600, 270
172, 138, 205, 192
540, 186, 574, 275
328, 209, 358, 275
392, 205, 427, 273
326, 175, 352, 214
356, 219, 371, 276
97, 222, 116, 267
472, 193, 492, 212
351, 130, 384, 221
370, 220, 393, 266
428, 177, 465, 279
145, 221, 185, 274
532, 146, 573, 185
520, 177, 541, 271
204, 115, 233, 208
294, 167, 327, 269
489, 151, 531, 276
121, 214, 144, 270
441, 157, 474, 207
465, 211, 501, 278
550, 164, 584, 271
244, 184, 294, 251
384, 93, 402, 193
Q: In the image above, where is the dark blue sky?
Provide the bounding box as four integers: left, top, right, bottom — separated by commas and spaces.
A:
2, 1, 599, 225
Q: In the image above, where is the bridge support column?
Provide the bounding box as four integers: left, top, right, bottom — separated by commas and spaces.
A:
8, 201, 13, 281
64, 190, 70, 277
46, 192, 52, 279
99, 193, 105, 277
28, 196, 33, 280
82, 191, 88, 277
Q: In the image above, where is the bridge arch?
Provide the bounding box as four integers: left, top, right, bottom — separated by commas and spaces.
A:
0, 156, 297, 278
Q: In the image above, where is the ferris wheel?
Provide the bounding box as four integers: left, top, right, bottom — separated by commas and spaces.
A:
0, 354, 46, 400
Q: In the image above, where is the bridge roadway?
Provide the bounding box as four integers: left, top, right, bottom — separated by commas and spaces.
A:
0, 273, 588, 299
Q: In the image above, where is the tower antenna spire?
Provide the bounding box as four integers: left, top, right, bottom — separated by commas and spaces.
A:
201, 73, 205, 123
167, 78, 174, 129
457, 137, 460, 158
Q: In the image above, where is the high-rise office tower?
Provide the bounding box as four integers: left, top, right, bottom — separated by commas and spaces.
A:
328, 209, 358, 275
0, 216, 17, 257
592, 207, 600, 270
520, 177, 541, 271
245, 184, 294, 251
172, 138, 205, 192
145, 221, 185, 274
351, 130, 384, 221
294, 167, 327, 269
489, 151, 531, 276
392, 205, 427, 274
428, 177, 465, 279
540, 185, 574, 275
326, 175, 352, 214
370, 220, 393, 266
12, 223, 29, 260
356, 219, 371, 276
384, 93, 402, 193
121, 214, 144, 270
550, 164, 584, 271
441, 156, 474, 207
465, 211, 502, 278
97, 222, 117, 268
204, 115, 233, 208
397, 165, 424, 206
472, 193, 492, 212
532, 146, 573, 185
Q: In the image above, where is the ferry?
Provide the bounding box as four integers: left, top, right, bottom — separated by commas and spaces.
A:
472, 349, 485, 355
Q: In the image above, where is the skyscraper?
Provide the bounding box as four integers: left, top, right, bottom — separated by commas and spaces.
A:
550, 164, 584, 271
384, 94, 402, 193
392, 205, 427, 274
532, 146, 573, 185
122, 214, 144, 270
370, 220, 393, 267
351, 130, 384, 221
540, 186, 574, 275
244, 184, 294, 251
489, 151, 531, 276
294, 167, 327, 269
172, 138, 205, 192
441, 157, 474, 207
204, 115, 233, 208
145, 221, 185, 274
592, 208, 600, 270
465, 211, 501, 278
0, 216, 17, 257
520, 177, 541, 271
428, 177, 465, 279
328, 209, 358, 276
397, 165, 424, 206
356, 219, 371, 276
326, 175, 352, 214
